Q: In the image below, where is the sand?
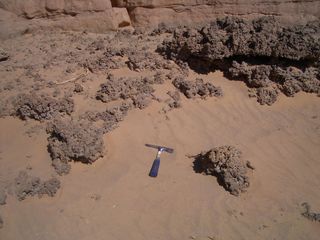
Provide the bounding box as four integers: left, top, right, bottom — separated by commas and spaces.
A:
0, 70, 319, 239
0, 18, 320, 239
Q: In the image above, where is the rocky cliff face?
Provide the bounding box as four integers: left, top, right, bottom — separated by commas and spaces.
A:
112, 0, 320, 27
0, 0, 131, 38
0, 0, 319, 35
0, 0, 112, 18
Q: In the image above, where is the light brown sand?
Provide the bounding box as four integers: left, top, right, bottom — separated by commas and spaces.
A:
0, 71, 319, 240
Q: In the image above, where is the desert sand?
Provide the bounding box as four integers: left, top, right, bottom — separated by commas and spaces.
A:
1, 68, 319, 239
0, 9, 320, 240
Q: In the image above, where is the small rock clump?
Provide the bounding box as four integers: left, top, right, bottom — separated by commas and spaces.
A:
228, 62, 273, 88
14, 94, 74, 121
167, 90, 182, 109
37, 178, 61, 197
150, 22, 175, 36
96, 74, 155, 109
274, 67, 320, 97
172, 77, 223, 99
194, 146, 253, 196
143, 72, 165, 85
82, 102, 132, 134
74, 83, 84, 93
127, 51, 172, 72
0, 48, 9, 61
0, 214, 3, 229
228, 61, 319, 104
301, 202, 320, 222
14, 171, 60, 201
256, 87, 279, 106
83, 44, 127, 73
47, 119, 104, 175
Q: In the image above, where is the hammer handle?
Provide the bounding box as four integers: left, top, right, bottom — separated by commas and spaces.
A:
149, 157, 160, 177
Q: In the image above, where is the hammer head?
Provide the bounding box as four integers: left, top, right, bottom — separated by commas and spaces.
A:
145, 144, 174, 154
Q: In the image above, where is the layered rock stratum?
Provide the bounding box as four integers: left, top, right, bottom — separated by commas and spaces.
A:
114, 0, 320, 27
0, 0, 319, 37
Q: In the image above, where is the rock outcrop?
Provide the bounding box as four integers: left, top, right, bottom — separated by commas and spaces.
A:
158, 17, 320, 105
0, 0, 131, 38
0, 0, 319, 36
0, 0, 112, 18
113, 0, 320, 27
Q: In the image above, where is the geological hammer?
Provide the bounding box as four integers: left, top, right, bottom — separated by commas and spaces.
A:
146, 144, 174, 177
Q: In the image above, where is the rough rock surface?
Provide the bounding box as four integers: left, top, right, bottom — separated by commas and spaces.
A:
0, 1, 131, 38
255, 87, 279, 106
159, 17, 320, 105
301, 202, 320, 222
37, 178, 61, 197
126, 51, 172, 72
14, 94, 74, 121
172, 77, 222, 99
96, 74, 155, 108
1, 0, 319, 37
113, 0, 320, 27
47, 119, 104, 175
194, 146, 253, 196
14, 171, 60, 201
82, 101, 132, 134
0, 0, 112, 18
228, 61, 320, 103
0, 48, 9, 61
167, 90, 181, 109
0, 214, 3, 229
159, 17, 320, 62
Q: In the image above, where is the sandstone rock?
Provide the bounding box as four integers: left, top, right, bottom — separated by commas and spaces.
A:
0, 0, 112, 18
113, 0, 320, 27
49, 8, 131, 32
0, 2, 131, 38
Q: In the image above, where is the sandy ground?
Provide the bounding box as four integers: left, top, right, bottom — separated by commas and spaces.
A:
0, 69, 319, 240
0, 24, 319, 240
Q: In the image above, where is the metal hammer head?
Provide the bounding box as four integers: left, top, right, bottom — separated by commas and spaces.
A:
145, 144, 174, 154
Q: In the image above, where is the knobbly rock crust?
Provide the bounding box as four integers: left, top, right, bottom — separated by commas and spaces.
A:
301, 202, 320, 222
14, 171, 60, 201
194, 146, 253, 196
82, 101, 132, 134
96, 74, 155, 108
172, 77, 223, 99
47, 119, 104, 175
14, 94, 74, 121
167, 90, 181, 109
159, 17, 320, 105
0, 48, 9, 61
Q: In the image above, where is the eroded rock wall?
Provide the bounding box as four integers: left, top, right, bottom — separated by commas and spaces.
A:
113, 0, 320, 27
0, 0, 131, 38
0, 0, 319, 36
0, 0, 112, 18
